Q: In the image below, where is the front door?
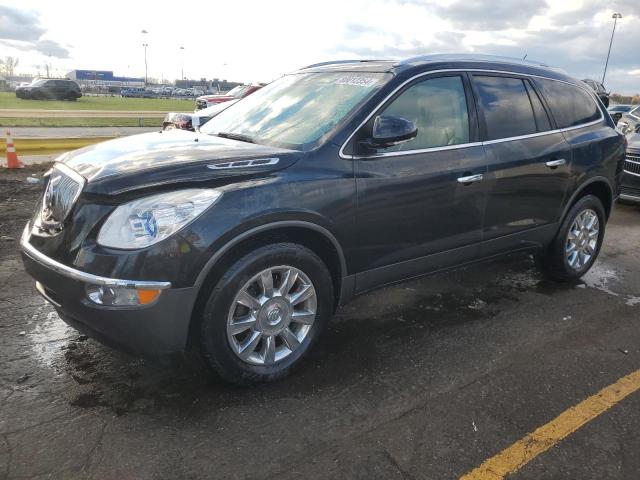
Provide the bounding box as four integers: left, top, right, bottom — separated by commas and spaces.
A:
351, 73, 488, 292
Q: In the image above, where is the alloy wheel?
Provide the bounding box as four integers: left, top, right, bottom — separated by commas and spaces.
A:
565, 208, 599, 270
226, 265, 317, 366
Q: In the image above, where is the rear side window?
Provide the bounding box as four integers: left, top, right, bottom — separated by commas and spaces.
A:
524, 80, 552, 132
473, 76, 538, 140
380, 75, 470, 151
534, 79, 600, 128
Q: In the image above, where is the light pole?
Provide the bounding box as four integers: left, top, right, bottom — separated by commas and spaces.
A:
141, 29, 149, 85
602, 13, 622, 85
179, 46, 185, 81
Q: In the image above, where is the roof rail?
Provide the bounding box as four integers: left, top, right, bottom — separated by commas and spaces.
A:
300, 59, 389, 69
397, 53, 562, 71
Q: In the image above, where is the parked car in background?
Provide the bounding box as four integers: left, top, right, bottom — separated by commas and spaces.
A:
620, 132, 640, 204
617, 106, 640, 135
582, 79, 609, 107
21, 55, 624, 385
15, 78, 82, 101
195, 83, 263, 110
608, 104, 634, 124
162, 99, 240, 131
121, 88, 154, 98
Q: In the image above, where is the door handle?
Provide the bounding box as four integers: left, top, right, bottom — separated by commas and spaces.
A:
545, 159, 566, 168
457, 174, 484, 185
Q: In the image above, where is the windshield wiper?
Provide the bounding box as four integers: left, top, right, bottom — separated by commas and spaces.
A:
216, 131, 255, 144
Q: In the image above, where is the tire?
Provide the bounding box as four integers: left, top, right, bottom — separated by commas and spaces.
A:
199, 243, 334, 385
539, 194, 606, 281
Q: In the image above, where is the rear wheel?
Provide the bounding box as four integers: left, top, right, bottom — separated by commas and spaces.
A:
199, 243, 333, 385
539, 195, 606, 281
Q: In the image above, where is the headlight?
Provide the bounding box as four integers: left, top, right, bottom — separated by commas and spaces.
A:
97, 189, 222, 249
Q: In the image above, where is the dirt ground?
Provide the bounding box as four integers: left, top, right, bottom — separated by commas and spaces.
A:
1, 167, 640, 479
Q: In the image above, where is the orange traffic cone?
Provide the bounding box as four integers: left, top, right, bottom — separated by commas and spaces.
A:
5, 130, 24, 169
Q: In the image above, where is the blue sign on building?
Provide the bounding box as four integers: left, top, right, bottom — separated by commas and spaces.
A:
74, 70, 143, 83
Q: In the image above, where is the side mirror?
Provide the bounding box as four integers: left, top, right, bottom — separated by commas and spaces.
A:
360, 115, 417, 150
635, 123, 640, 134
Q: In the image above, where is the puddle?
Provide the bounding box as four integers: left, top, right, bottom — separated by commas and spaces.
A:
581, 263, 621, 297
28, 308, 75, 367
625, 296, 640, 307
578, 262, 639, 307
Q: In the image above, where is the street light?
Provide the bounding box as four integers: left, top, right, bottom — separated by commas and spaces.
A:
141, 29, 149, 86
602, 13, 622, 85
180, 46, 185, 81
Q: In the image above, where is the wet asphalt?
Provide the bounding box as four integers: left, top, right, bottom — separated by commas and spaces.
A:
1, 175, 639, 479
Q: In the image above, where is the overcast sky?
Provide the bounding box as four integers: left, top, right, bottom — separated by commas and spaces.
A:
1, 0, 639, 94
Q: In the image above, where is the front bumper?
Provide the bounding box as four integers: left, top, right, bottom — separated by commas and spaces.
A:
21, 228, 198, 357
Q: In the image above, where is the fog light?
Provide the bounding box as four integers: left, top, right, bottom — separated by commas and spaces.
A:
86, 285, 161, 306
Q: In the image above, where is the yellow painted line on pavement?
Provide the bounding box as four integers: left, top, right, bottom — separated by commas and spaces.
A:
461, 369, 640, 480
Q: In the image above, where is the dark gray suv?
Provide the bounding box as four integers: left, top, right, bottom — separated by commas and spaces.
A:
21, 55, 625, 384
16, 78, 82, 101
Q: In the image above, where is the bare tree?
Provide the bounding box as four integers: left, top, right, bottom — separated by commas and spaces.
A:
0, 57, 20, 77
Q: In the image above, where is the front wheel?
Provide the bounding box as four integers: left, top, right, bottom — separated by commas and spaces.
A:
199, 243, 334, 385
538, 194, 606, 281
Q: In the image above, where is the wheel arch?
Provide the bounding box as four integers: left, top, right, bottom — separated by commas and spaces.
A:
188, 221, 348, 344
561, 176, 614, 222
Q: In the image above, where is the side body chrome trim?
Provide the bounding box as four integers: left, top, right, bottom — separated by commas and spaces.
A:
339, 68, 605, 160
21, 226, 171, 290
620, 194, 640, 202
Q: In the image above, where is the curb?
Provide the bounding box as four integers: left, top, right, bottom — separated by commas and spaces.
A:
0, 136, 116, 154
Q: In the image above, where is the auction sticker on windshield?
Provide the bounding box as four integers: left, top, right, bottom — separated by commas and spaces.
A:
334, 75, 380, 87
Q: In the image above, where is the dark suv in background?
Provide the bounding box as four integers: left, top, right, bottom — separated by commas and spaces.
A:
16, 78, 82, 101
582, 79, 609, 107
21, 55, 625, 384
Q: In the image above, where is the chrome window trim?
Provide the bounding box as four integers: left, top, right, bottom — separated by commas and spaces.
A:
339, 68, 604, 160
21, 226, 172, 290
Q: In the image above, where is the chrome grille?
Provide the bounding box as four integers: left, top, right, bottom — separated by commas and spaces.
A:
624, 154, 640, 176
38, 164, 85, 231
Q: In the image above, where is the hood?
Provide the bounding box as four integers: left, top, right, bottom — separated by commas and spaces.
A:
59, 130, 299, 195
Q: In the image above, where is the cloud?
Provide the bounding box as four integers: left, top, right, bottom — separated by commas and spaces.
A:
35, 39, 70, 58
429, 0, 549, 30
0, 5, 45, 41
0, 38, 71, 59
0, 5, 69, 58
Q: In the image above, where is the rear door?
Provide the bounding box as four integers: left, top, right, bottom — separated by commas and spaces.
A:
470, 74, 572, 253
352, 73, 488, 291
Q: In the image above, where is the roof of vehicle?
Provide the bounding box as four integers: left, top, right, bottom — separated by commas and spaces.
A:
297, 53, 576, 83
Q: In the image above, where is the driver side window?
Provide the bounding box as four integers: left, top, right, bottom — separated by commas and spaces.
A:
381, 75, 470, 152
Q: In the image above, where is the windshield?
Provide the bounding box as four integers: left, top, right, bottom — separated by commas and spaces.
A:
226, 85, 249, 97
631, 106, 640, 118
30, 79, 47, 86
201, 72, 390, 150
